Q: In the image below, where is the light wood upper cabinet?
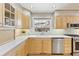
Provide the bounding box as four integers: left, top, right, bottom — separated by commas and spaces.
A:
0, 3, 30, 28
56, 16, 79, 29
56, 16, 67, 29
64, 38, 72, 54
56, 16, 63, 29
68, 16, 79, 23
22, 14, 30, 29
3, 3, 16, 27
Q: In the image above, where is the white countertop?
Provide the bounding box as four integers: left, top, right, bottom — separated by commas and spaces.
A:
28, 35, 71, 38
0, 34, 72, 56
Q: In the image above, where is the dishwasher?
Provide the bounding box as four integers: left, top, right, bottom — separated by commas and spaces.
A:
52, 38, 64, 54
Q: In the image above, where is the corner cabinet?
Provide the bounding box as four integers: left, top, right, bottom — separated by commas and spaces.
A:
4, 39, 29, 56
16, 41, 26, 56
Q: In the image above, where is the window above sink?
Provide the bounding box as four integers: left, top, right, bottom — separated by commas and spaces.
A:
31, 13, 54, 32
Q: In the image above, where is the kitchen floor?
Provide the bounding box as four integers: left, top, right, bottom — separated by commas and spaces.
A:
27, 54, 72, 56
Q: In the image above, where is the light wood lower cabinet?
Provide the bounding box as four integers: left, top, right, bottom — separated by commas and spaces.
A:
28, 38, 42, 54
28, 38, 52, 55
64, 38, 72, 54
4, 40, 28, 56
25, 39, 30, 55
42, 39, 52, 54
3, 38, 72, 56
16, 41, 26, 56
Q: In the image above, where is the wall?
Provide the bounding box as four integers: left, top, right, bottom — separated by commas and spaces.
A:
0, 29, 15, 45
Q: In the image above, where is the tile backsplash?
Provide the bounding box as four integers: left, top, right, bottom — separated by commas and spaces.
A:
28, 29, 66, 35
28, 28, 79, 35
65, 29, 79, 35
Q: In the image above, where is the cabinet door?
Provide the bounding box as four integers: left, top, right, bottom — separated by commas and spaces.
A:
22, 14, 30, 29
64, 38, 72, 54
62, 17, 67, 29
16, 41, 26, 56
29, 38, 42, 54
56, 16, 63, 29
69, 16, 79, 23
56, 16, 67, 29
0, 3, 3, 26
42, 39, 52, 54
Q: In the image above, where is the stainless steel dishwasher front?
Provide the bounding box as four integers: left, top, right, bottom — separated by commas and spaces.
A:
52, 38, 64, 54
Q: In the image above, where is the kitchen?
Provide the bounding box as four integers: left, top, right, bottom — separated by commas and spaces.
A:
0, 3, 79, 56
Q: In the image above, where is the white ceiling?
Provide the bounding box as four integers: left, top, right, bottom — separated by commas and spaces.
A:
20, 3, 55, 13
20, 3, 32, 10
20, 3, 79, 13
31, 3, 55, 13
